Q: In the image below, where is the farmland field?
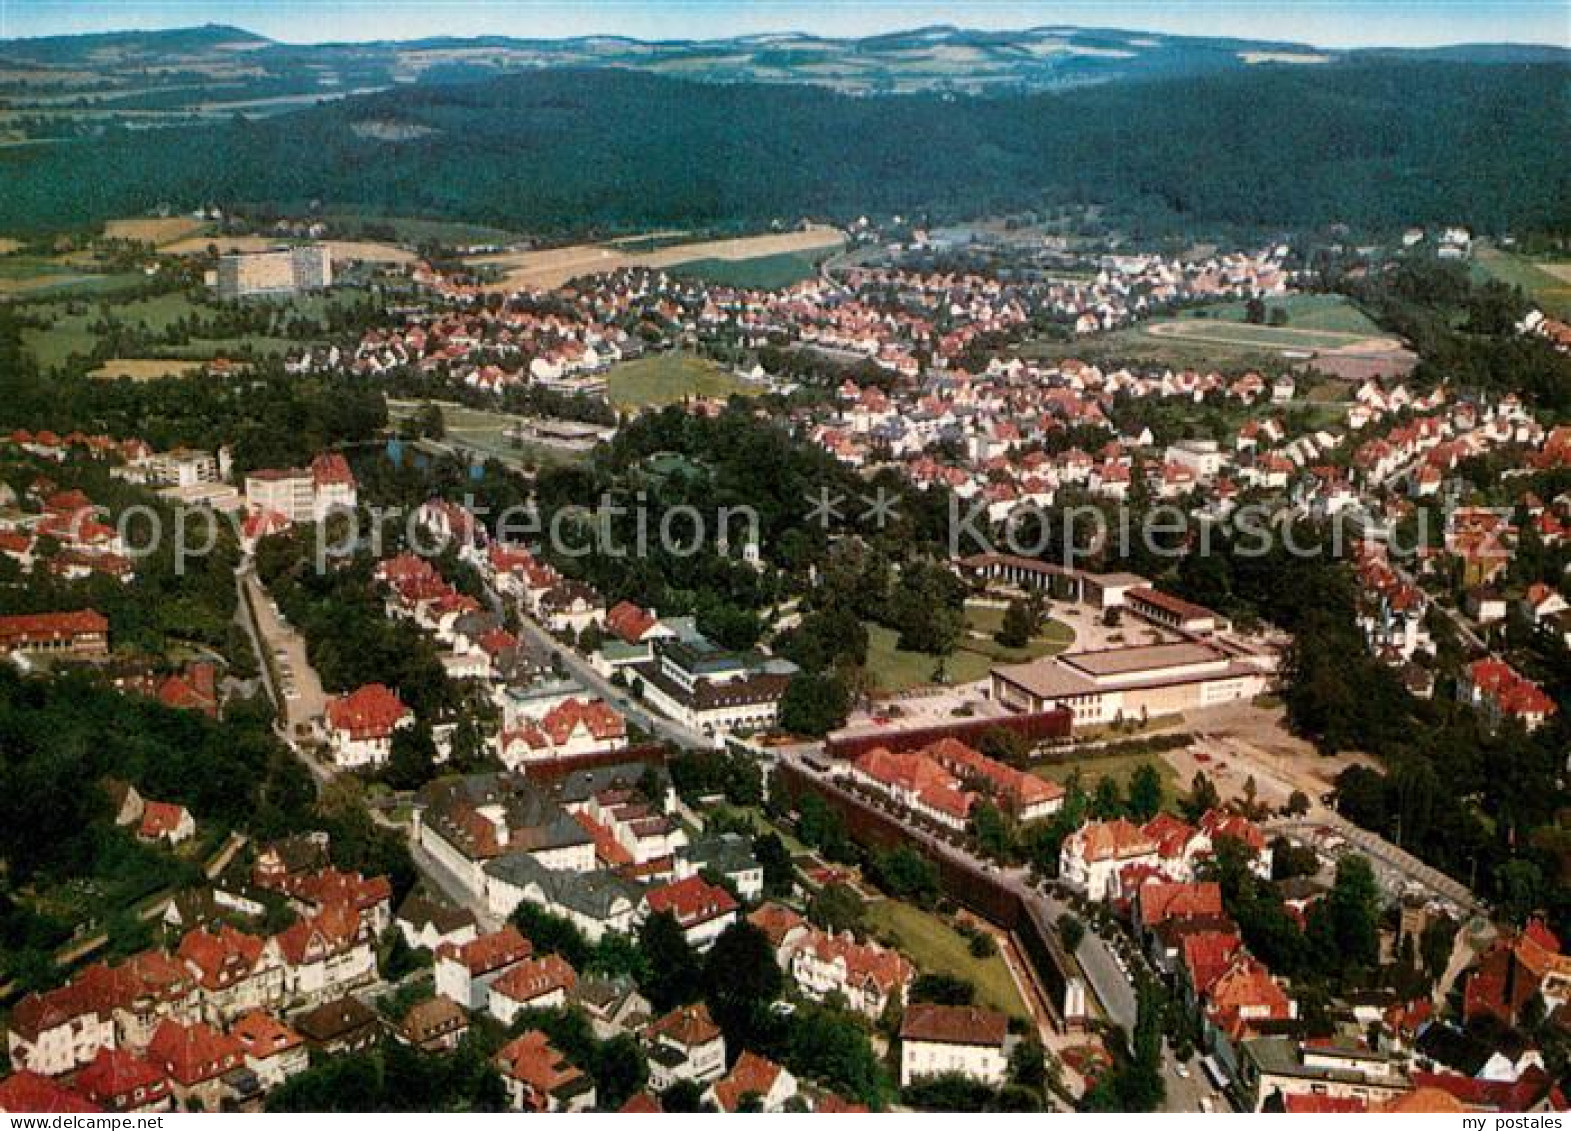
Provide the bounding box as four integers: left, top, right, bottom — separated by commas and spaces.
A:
668, 248, 828, 289
1473, 244, 1571, 320
103, 215, 209, 246
89, 357, 205, 381
607, 352, 762, 410
1174, 292, 1380, 335
468, 226, 845, 292
159, 235, 416, 263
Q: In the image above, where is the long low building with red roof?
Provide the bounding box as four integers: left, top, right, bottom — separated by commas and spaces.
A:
0, 609, 109, 658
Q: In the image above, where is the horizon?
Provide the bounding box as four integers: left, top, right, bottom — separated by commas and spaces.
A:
1, 1, 1568, 51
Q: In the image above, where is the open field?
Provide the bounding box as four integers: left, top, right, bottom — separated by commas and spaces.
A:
1473, 244, 1571, 320
0, 257, 145, 299
607, 352, 761, 410
1022, 292, 1403, 369
159, 236, 417, 263
1176, 292, 1381, 335
19, 286, 371, 369
89, 357, 205, 381
386, 400, 586, 469
668, 249, 828, 289
320, 215, 522, 248
1143, 318, 1398, 353
468, 226, 845, 292
864, 899, 1029, 1020
103, 215, 209, 246
0, 239, 21, 255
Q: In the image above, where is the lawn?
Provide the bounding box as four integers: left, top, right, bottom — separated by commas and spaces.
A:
865, 899, 1028, 1021
864, 622, 995, 693
959, 603, 1075, 664
1034, 750, 1183, 811
607, 352, 762, 410
669, 249, 827, 290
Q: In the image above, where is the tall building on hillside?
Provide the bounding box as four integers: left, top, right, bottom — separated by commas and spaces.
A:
215, 244, 333, 299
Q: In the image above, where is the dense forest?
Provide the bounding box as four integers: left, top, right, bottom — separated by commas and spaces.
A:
0, 60, 1565, 236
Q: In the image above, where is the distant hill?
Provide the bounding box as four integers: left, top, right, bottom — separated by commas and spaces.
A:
0, 60, 1564, 238
0, 22, 1565, 113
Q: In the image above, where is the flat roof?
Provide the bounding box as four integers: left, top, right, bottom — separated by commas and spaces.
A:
1063, 640, 1222, 678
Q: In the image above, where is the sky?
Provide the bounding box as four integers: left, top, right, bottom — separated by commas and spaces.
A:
0, 0, 1566, 48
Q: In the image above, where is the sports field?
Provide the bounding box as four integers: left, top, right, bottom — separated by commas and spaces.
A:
607, 353, 762, 410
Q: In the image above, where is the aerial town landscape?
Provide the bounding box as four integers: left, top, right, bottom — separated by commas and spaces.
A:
0, 0, 1566, 1117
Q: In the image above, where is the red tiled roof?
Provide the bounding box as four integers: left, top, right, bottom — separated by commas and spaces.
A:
138, 801, 190, 840
1284, 1094, 1366, 1113
230, 1010, 304, 1061
1138, 882, 1224, 929
646, 1002, 721, 1049
326, 683, 411, 740
0, 609, 108, 647
604, 600, 658, 645
646, 875, 737, 928
74, 1048, 168, 1109
493, 1031, 585, 1111
147, 1019, 244, 1088
490, 954, 578, 1006
900, 1003, 1007, 1047
0, 1071, 100, 1113
711, 1051, 785, 1112
435, 925, 532, 977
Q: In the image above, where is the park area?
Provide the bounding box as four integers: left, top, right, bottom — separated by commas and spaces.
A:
864, 603, 1075, 694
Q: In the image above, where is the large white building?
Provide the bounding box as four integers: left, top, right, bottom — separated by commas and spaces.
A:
899, 1004, 1009, 1088
992, 639, 1273, 728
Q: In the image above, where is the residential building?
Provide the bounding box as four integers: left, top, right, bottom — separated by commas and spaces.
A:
899, 1003, 1009, 1088
324, 683, 413, 770
494, 1031, 595, 1113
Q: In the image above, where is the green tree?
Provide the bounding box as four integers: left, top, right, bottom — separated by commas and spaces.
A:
996, 598, 1035, 649
1059, 914, 1085, 954
807, 881, 865, 935
779, 671, 850, 737
637, 911, 702, 1012
704, 921, 784, 1047
754, 832, 795, 898
1127, 763, 1164, 822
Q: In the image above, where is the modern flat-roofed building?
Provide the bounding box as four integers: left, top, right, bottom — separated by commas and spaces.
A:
991, 639, 1273, 726
216, 245, 332, 299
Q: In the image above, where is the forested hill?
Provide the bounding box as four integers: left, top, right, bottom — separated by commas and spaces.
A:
1, 59, 1565, 237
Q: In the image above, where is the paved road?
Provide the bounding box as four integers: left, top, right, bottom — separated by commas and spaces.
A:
480, 575, 714, 752
236, 564, 327, 739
